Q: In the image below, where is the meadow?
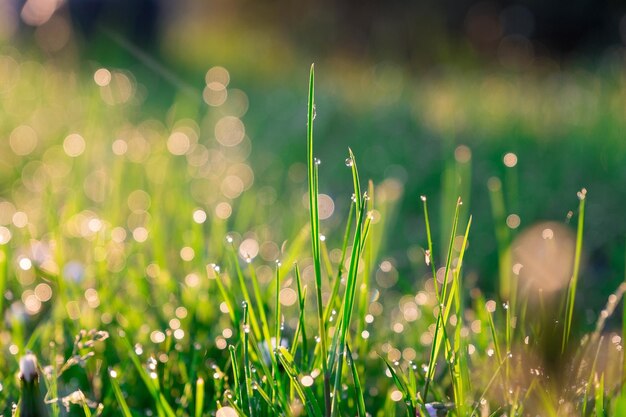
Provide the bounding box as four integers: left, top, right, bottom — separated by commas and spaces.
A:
1, 44, 626, 416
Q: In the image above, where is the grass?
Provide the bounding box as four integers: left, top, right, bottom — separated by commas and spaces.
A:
1, 45, 626, 417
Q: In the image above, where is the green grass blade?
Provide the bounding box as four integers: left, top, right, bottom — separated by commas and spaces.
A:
241, 302, 256, 417
195, 377, 205, 417
228, 345, 242, 406
346, 345, 366, 417
275, 263, 282, 356
487, 176, 512, 300
423, 197, 462, 400
562, 188, 587, 353
120, 334, 176, 417
323, 201, 354, 324
293, 264, 309, 367
227, 243, 262, 341
277, 347, 323, 417
347, 148, 362, 215
248, 262, 274, 356
208, 264, 238, 326
330, 193, 372, 416
109, 371, 133, 417
421, 196, 439, 298
381, 357, 415, 417
305, 63, 331, 417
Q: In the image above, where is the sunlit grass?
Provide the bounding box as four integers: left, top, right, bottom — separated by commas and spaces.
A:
1, 46, 625, 417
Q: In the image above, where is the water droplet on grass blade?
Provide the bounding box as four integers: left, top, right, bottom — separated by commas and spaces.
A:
345, 157, 353, 167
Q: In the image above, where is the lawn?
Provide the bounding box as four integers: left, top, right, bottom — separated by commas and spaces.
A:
1, 41, 626, 416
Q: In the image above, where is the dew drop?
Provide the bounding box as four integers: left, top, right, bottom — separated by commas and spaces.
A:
345, 157, 353, 167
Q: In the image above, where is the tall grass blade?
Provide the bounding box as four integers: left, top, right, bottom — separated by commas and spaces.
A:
562, 188, 587, 353
487, 177, 512, 300
330, 195, 371, 416
241, 302, 256, 417
305, 63, 331, 417
423, 197, 462, 400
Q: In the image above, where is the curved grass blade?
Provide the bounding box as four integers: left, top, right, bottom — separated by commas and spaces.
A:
381, 356, 415, 417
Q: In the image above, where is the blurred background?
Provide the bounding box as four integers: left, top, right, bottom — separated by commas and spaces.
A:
1, 0, 626, 313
